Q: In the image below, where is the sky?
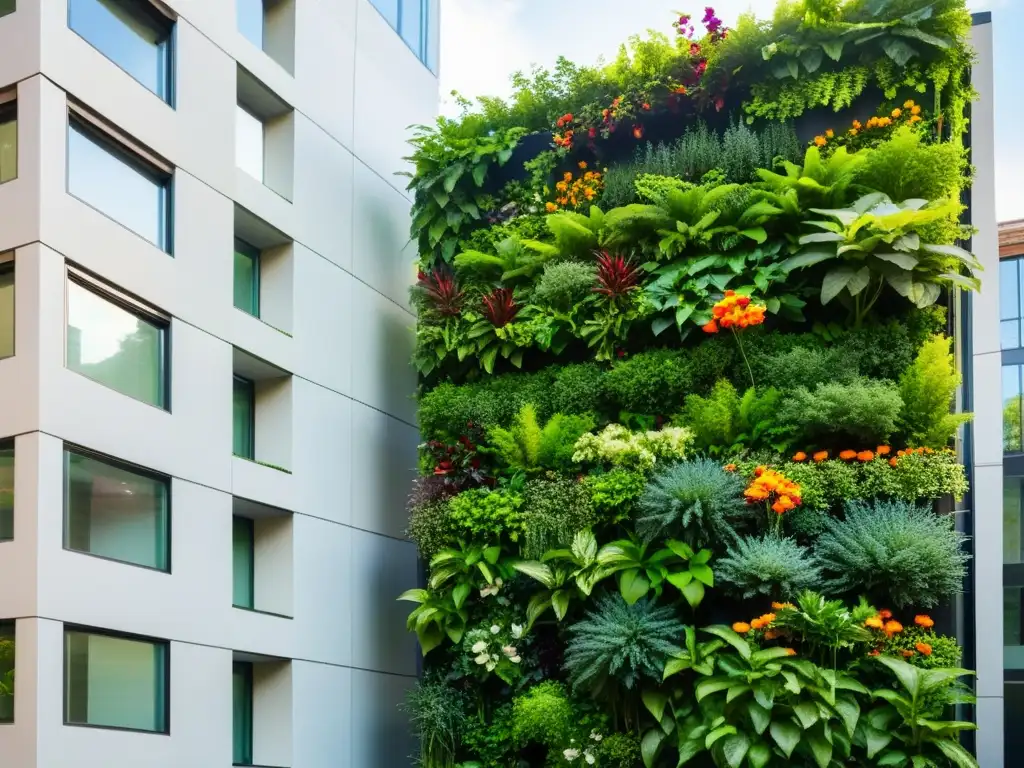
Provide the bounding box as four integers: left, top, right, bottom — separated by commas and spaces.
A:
439, 0, 1024, 222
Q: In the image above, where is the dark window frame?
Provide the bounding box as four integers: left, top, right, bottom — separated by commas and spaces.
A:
234, 239, 261, 318
232, 660, 254, 765
232, 515, 255, 610
232, 375, 256, 460
62, 624, 170, 735
62, 443, 172, 573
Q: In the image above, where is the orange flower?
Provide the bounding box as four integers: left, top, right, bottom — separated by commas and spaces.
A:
813, 451, 829, 462
825, 129, 835, 139
903, 99, 915, 109
865, 616, 884, 630
702, 320, 719, 334
578, 161, 588, 170
857, 450, 875, 462
563, 171, 573, 182
674, 85, 687, 94
814, 135, 827, 147
889, 457, 899, 467
915, 615, 935, 628
849, 128, 859, 136
891, 108, 902, 118
772, 602, 795, 611
732, 622, 751, 634
884, 620, 904, 637
902, 649, 915, 657
764, 629, 780, 640
545, 202, 557, 213
876, 446, 891, 456
839, 450, 857, 461
916, 642, 933, 656
879, 609, 893, 619
869, 649, 880, 656
724, 463, 737, 472
642, 102, 651, 110
793, 452, 807, 462
783, 648, 797, 656
911, 104, 922, 115
632, 125, 644, 140
909, 114, 922, 123
852, 119, 863, 129
750, 618, 764, 630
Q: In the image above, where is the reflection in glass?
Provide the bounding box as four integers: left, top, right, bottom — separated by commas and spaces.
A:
400, 0, 423, 56
64, 630, 167, 731
65, 449, 169, 570
0, 622, 12, 724
0, 443, 12, 541
1005, 365, 1022, 454
237, 0, 264, 49
1007, 588, 1024, 668
68, 0, 172, 101
68, 121, 171, 250
1003, 258, 1024, 350
233, 516, 255, 609
234, 239, 260, 317
370, 0, 399, 27
0, 261, 12, 359
0, 102, 16, 183
66, 280, 167, 408
233, 661, 253, 764
233, 377, 255, 459
1008, 477, 1024, 565
236, 106, 264, 183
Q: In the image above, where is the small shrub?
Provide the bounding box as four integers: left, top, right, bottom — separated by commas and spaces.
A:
604, 350, 692, 416
716, 535, 823, 599
635, 458, 749, 546
511, 681, 573, 748
878, 450, 969, 502
681, 380, 788, 454
407, 500, 453, 560
815, 500, 969, 608
777, 379, 903, 447
564, 594, 684, 696
879, 626, 962, 669
572, 424, 692, 471
778, 459, 859, 512
585, 468, 648, 519
447, 488, 525, 542
402, 677, 468, 768
418, 374, 551, 441
489, 404, 596, 474
549, 363, 608, 416
785, 506, 829, 541
762, 345, 856, 390
898, 335, 972, 448
633, 173, 692, 204
532, 261, 597, 310
720, 119, 801, 182
599, 733, 642, 768
522, 476, 598, 559
857, 127, 968, 203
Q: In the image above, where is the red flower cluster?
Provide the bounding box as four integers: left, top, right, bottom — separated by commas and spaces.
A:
702, 291, 766, 333
416, 268, 464, 317
481, 288, 520, 327
594, 252, 640, 302
554, 113, 575, 149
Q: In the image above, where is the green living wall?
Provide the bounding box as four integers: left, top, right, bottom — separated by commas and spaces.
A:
399, 2, 983, 766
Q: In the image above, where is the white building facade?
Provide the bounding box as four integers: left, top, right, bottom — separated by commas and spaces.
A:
0, 0, 437, 765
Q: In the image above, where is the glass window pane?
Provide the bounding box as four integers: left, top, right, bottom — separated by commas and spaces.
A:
1003, 320, 1020, 351
1007, 587, 1024, 668
65, 449, 169, 570
1002, 259, 1019, 321
426, 0, 439, 73
68, 0, 172, 100
237, 0, 263, 49
0, 1, 14, 19
233, 662, 253, 764
0, 262, 12, 359
236, 106, 264, 182
68, 121, 170, 250
234, 239, 260, 317
0, 443, 14, 541
1007, 477, 1024, 564
400, 0, 423, 57
0, 622, 13, 723
370, 0, 399, 28
232, 516, 254, 609
1005, 365, 1022, 454
67, 280, 167, 408
233, 377, 255, 459
64, 630, 167, 731
0, 104, 16, 183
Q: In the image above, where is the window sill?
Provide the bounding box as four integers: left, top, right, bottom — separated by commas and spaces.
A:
232, 455, 292, 475
234, 307, 293, 338
232, 604, 293, 621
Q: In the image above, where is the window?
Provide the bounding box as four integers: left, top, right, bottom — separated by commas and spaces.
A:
0, 1, 14, 21
0, 621, 12, 723
234, 239, 260, 317
368, 0, 437, 71
0, 253, 12, 360
0, 93, 16, 184
232, 516, 254, 609
233, 661, 253, 765
64, 628, 168, 732
233, 376, 255, 459
64, 447, 169, 571
1003, 258, 1024, 351
66, 270, 169, 409
235, 106, 264, 183
67, 110, 173, 252
68, 0, 173, 103
237, 0, 263, 49
0, 442, 11, 541
1005, 365, 1023, 454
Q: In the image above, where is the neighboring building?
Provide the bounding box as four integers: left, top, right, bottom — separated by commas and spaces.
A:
0, 0, 438, 765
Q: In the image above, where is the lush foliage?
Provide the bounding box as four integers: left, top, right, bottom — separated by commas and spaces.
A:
399, 2, 978, 766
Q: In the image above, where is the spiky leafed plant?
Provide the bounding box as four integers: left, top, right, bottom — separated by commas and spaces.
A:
481, 287, 520, 327
716, 535, 823, 600
415, 268, 464, 317
594, 251, 641, 303
564, 593, 684, 698
635, 458, 749, 547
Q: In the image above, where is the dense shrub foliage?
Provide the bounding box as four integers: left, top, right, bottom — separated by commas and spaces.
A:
399, 2, 980, 767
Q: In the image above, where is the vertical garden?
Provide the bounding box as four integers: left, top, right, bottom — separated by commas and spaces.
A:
399, 1, 983, 766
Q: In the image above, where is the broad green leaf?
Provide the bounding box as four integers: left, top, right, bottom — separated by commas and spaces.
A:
770, 719, 802, 758
861, 724, 893, 759
443, 163, 465, 193
822, 39, 844, 60
747, 700, 771, 734
417, 623, 444, 655
740, 227, 768, 244
452, 583, 471, 610
781, 247, 837, 272
551, 588, 572, 620
719, 732, 751, 768
833, 694, 860, 737
676, 737, 705, 766
471, 162, 487, 187
821, 266, 857, 304
666, 571, 694, 590
397, 588, 429, 604
705, 725, 737, 749
702, 625, 751, 660
793, 701, 820, 729
692, 549, 712, 565
751, 647, 795, 665
652, 316, 675, 336
620, 569, 651, 605
483, 545, 501, 565
753, 679, 776, 710
681, 579, 706, 609
882, 36, 918, 66
933, 738, 982, 768
664, 655, 694, 679
805, 724, 833, 768
895, 27, 952, 49
691, 563, 714, 586
799, 232, 845, 244
643, 689, 670, 722
846, 265, 873, 296
696, 677, 737, 702
801, 47, 824, 73
878, 750, 909, 766
747, 742, 772, 768
526, 592, 551, 629
641, 728, 665, 768
513, 561, 555, 588
874, 252, 919, 270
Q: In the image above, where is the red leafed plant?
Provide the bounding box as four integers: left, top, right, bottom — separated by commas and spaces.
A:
416, 268, 464, 317
481, 288, 520, 327
594, 251, 641, 302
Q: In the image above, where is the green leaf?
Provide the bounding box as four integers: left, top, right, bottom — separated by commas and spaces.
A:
702, 626, 751, 660
397, 588, 429, 604
874, 252, 919, 270
696, 677, 737, 702
747, 700, 771, 735
801, 47, 823, 73
513, 561, 555, 588
525, 593, 550, 630
443, 163, 465, 194
861, 724, 893, 759
705, 725, 737, 749
781, 248, 837, 272
641, 728, 665, 768
878, 750, 908, 766
452, 583, 471, 610
770, 719, 801, 758
428, 216, 448, 247
676, 737, 705, 766
895, 27, 952, 49
834, 694, 860, 738
681, 578, 706, 609
416, 623, 444, 655
805, 725, 833, 768
652, 316, 675, 336
719, 732, 751, 768
822, 39, 844, 60
846, 266, 872, 296
747, 742, 772, 768
479, 345, 498, 374
551, 589, 572, 620
793, 701, 820, 729
690, 563, 714, 587
881, 36, 919, 66
471, 162, 487, 187
643, 690, 670, 722
933, 738, 981, 768
740, 227, 768, 244
620, 569, 651, 604
821, 266, 857, 304
753, 679, 775, 710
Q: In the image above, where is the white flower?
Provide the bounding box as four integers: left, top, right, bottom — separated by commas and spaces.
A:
502, 645, 517, 657
490, 624, 501, 635
474, 653, 489, 665
590, 731, 603, 742
471, 640, 488, 654
485, 661, 496, 672
491, 654, 500, 661
585, 752, 596, 765
494, 577, 504, 587
509, 655, 521, 664
563, 748, 580, 761
511, 623, 524, 639
480, 584, 499, 598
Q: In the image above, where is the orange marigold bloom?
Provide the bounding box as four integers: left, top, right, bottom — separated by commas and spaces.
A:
545, 202, 557, 213
890, 457, 899, 467
724, 463, 737, 472
563, 171, 573, 182
702, 320, 719, 334
578, 161, 588, 170
884, 620, 904, 636
904, 99, 916, 109
764, 629, 780, 640
916, 642, 933, 656
784, 648, 797, 656
732, 622, 751, 634
879, 609, 893, 619
632, 125, 644, 140
793, 452, 807, 462
902, 649, 916, 657
813, 451, 829, 462
915, 615, 935, 628
865, 616, 884, 630
877, 446, 891, 456
772, 602, 795, 611
750, 618, 764, 630
825, 129, 835, 138
857, 450, 875, 462
814, 135, 827, 147
911, 104, 922, 115
891, 108, 902, 118
910, 115, 922, 123
849, 128, 859, 136
839, 450, 857, 461
852, 119, 863, 129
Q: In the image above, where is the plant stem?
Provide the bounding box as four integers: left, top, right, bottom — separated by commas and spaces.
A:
732, 328, 756, 390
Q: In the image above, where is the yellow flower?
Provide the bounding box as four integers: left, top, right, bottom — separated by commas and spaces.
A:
911, 104, 922, 116
813, 135, 827, 147
904, 99, 916, 109
891, 108, 902, 119
825, 129, 834, 139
